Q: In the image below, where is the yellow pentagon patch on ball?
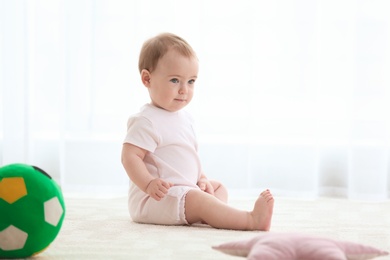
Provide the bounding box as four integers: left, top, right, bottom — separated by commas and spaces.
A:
0, 177, 28, 204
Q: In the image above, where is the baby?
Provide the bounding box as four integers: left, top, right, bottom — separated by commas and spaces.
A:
121, 32, 274, 230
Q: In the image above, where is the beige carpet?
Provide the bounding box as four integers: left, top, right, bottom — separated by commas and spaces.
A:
37, 196, 390, 260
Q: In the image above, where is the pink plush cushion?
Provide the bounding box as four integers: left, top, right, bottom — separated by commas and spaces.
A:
212, 232, 389, 260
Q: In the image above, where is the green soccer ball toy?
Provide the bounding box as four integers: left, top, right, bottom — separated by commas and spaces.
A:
0, 163, 65, 258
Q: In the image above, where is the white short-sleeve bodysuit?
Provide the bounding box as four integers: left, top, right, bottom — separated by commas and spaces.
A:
123, 104, 202, 225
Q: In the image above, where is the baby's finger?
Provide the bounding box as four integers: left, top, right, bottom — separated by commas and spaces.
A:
159, 189, 167, 197
159, 186, 169, 194
161, 181, 172, 189
155, 190, 166, 199
152, 193, 161, 201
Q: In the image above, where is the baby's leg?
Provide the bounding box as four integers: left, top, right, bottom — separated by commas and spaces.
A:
185, 189, 274, 231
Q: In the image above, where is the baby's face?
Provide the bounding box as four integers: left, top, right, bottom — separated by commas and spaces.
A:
147, 49, 198, 112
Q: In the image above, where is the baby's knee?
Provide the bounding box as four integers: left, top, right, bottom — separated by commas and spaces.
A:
209, 180, 224, 190
210, 180, 228, 203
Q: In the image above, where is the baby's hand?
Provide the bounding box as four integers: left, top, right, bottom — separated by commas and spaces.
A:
197, 178, 214, 195
146, 178, 173, 201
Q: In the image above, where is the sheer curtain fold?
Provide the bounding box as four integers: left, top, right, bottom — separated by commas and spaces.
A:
1, 0, 389, 200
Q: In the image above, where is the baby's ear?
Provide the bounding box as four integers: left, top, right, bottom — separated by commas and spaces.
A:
141, 69, 151, 87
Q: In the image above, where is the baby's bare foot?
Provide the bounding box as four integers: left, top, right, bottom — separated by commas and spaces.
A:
250, 189, 274, 231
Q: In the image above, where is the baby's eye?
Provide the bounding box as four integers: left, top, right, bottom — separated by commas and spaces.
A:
170, 78, 179, 83
188, 79, 196, 84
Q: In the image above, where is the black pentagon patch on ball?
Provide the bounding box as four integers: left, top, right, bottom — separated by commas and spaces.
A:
32, 166, 52, 179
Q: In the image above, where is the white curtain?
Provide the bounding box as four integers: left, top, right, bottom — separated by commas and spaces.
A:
1, 0, 389, 200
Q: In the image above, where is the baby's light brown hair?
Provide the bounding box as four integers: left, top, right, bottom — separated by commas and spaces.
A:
138, 33, 197, 73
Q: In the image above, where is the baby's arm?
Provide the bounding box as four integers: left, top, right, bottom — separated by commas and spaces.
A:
197, 173, 215, 195
121, 143, 172, 201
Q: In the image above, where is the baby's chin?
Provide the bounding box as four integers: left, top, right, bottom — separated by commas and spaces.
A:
167, 102, 190, 112
151, 100, 189, 112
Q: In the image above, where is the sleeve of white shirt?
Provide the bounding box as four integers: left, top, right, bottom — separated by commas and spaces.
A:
123, 116, 159, 152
